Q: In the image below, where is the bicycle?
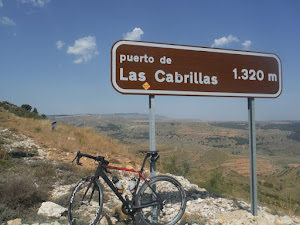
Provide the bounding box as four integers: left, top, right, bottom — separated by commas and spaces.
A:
68, 151, 187, 225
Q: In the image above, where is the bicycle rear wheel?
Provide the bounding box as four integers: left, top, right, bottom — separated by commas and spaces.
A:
135, 175, 187, 225
68, 176, 103, 225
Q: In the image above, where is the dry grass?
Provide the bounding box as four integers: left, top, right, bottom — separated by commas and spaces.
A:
0, 108, 136, 168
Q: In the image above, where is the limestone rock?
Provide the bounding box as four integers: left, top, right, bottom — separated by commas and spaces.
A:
50, 222, 61, 225
280, 215, 294, 225
99, 216, 109, 225
7, 218, 22, 225
37, 201, 67, 218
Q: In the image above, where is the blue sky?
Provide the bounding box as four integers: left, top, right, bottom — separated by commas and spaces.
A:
0, 0, 299, 121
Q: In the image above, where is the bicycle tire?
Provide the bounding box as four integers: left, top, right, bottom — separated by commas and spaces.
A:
68, 176, 103, 225
135, 175, 187, 225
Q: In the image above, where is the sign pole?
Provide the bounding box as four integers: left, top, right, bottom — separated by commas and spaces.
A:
111, 40, 281, 220
149, 95, 156, 177
248, 97, 258, 216
149, 95, 158, 223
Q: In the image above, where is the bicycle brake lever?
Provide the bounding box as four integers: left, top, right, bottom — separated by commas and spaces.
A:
76, 158, 83, 166
72, 152, 83, 166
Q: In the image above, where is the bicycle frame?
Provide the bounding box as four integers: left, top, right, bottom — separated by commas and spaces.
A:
91, 153, 159, 211
96, 165, 147, 205
70, 151, 186, 225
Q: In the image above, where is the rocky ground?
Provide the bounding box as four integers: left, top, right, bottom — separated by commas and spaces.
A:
1, 128, 300, 225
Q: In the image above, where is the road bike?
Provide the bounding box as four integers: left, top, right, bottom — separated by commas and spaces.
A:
68, 151, 187, 225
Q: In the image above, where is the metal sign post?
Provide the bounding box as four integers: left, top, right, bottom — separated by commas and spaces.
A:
149, 95, 158, 223
248, 97, 258, 216
111, 40, 282, 217
149, 95, 156, 178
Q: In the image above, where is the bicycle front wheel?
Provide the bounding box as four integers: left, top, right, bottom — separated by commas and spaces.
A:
135, 175, 187, 225
68, 176, 103, 225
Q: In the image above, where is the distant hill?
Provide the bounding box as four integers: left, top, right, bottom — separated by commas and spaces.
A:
0, 101, 46, 120
48, 113, 169, 120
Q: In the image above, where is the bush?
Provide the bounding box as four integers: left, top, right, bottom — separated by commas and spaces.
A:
179, 214, 207, 225
35, 127, 41, 132
204, 169, 225, 194
163, 155, 190, 176
263, 182, 274, 188
0, 173, 49, 209
0, 203, 17, 223
21, 104, 32, 112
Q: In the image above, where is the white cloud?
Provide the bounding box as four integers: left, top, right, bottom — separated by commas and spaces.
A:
211, 35, 239, 47
56, 40, 65, 50
0, 16, 16, 26
0, 0, 3, 8
123, 27, 144, 41
242, 40, 252, 50
19, 0, 51, 7
67, 36, 98, 64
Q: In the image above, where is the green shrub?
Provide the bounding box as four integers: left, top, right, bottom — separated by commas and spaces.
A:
35, 127, 41, 132
179, 214, 207, 225
163, 155, 190, 176
204, 169, 226, 195
263, 182, 274, 188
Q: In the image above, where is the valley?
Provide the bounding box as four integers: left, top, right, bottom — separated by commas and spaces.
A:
49, 114, 300, 216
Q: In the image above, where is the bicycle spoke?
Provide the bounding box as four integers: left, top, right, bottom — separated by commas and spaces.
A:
68, 178, 103, 225
136, 176, 186, 225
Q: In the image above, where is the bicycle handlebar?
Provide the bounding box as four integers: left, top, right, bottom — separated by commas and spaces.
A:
72, 151, 106, 166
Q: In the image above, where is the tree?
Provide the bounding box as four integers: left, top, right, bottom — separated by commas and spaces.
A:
21, 104, 32, 112
33, 107, 38, 114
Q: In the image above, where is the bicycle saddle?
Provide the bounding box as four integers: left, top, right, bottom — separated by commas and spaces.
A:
138, 150, 159, 155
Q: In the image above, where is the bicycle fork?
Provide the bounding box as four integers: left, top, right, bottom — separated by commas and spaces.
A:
81, 178, 97, 206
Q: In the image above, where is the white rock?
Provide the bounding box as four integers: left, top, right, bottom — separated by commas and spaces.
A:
99, 216, 109, 225
110, 217, 118, 224
292, 216, 300, 224
262, 212, 276, 224
7, 218, 22, 225
197, 198, 203, 203
37, 201, 67, 218
50, 222, 61, 225
280, 215, 294, 225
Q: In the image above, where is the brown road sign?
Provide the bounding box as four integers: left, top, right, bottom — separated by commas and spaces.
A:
111, 40, 282, 98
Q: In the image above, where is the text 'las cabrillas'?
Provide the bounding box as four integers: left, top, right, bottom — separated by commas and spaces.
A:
111, 41, 282, 98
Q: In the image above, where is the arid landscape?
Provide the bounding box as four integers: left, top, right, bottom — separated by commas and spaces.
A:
1, 102, 299, 224
49, 113, 300, 216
